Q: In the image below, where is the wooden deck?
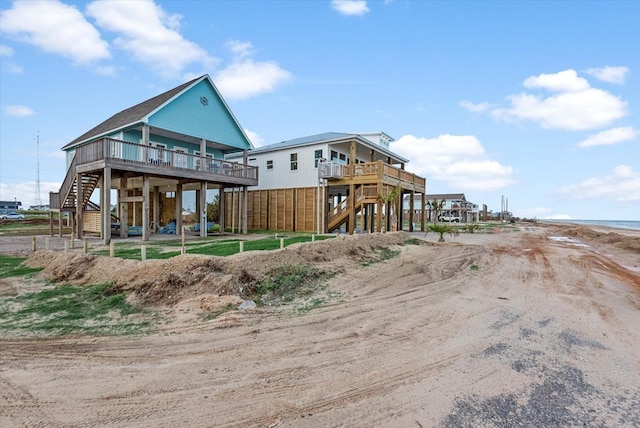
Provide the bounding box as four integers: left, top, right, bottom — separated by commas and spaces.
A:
50, 138, 258, 211
330, 160, 425, 193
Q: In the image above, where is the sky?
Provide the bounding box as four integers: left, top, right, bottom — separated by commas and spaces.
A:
1, 0, 638, 220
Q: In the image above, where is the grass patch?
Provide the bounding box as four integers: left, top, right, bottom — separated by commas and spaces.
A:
251, 264, 330, 307
470, 264, 479, 271
0, 282, 153, 337
200, 303, 236, 321
0, 255, 43, 278
360, 246, 401, 267
94, 235, 336, 260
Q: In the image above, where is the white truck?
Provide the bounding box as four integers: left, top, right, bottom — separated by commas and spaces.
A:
438, 215, 460, 223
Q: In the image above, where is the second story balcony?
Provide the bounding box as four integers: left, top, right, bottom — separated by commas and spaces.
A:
72, 138, 258, 187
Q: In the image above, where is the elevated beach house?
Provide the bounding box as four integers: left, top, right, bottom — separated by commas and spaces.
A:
225, 132, 426, 234
404, 193, 479, 223
50, 75, 257, 243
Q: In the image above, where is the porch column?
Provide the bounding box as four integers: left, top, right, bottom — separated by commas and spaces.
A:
409, 192, 415, 232
58, 210, 63, 237
175, 183, 183, 234
118, 182, 128, 238
348, 183, 355, 235
200, 181, 207, 238
102, 167, 111, 245
153, 186, 160, 232
350, 141, 356, 165
76, 172, 83, 240
370, 149, 375, 162
219, 186, 225, 232
421, 194, 426, 232
141, 175, 150, 241
200, 139, 206, 170
141, 124, 150, 163
242, 186, 248, 234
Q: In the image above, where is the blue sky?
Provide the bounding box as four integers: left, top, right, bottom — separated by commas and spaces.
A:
1, 0, 638, 220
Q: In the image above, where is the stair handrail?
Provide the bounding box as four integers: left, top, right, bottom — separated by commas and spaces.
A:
58, 154, 78, 209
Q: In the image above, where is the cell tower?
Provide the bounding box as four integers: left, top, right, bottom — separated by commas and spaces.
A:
35, 132, 42, 208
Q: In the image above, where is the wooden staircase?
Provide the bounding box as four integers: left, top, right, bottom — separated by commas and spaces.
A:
51, 154, 101, 212
327, 184, 385, 232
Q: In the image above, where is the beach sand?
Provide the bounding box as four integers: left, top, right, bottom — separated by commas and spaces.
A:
1, 223, 639, 427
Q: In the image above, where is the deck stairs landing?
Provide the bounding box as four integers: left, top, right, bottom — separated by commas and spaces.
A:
327, 184, 387, 232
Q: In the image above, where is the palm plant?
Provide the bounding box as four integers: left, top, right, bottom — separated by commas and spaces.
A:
426, 223, 458, 242
426, 198, 446, 223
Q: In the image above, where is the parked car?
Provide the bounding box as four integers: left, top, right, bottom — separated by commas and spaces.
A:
438, 215, 460, 222
1, 212, 25, 220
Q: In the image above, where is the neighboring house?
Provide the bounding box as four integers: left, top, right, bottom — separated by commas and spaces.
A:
51, 75, 257, 243
29, 204, 50, 211
226, 132, 427, 234
0, 200, 22, 215
404, 193, 479, 223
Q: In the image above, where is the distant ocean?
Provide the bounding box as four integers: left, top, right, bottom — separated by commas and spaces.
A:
543, 219, 640, 231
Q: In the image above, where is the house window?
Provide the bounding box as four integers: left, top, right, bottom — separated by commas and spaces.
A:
331, 150, 338, 161
290, 153, 298, 171
314, 149, 323, 168
266, 160, 273, 170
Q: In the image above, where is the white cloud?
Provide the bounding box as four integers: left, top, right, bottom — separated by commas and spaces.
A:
4, 105, 35, 117
459, 100, 493, 113
585, 66, 629, 84
0, 181, 61, 208
226, 40, 255, 59
0, 45, 14, 57
577, 126, 638, 148
474, 69, 628, 131
491, 75, 627, 131
243, 129, 264, 147
0, 0, 110, 64
213, 41, 292, 100
523, 69, 590, 92
391, 134, 515, 191
558, 165, 640, 203
214, 60, 292, 101
86, 0, 215, 78
332, 0, 370, 16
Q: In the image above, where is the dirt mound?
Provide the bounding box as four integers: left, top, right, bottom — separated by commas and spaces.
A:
25, 232, 419, 306
559, 225, 640, 253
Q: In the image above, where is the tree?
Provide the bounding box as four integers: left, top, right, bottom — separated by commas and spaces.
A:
426, 223, 458, 242
426, 198, 446, 223
377, 186, 401, 231
207, 194, 220, 223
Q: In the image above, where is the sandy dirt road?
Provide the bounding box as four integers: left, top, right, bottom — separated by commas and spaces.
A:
1, 225, 639, 427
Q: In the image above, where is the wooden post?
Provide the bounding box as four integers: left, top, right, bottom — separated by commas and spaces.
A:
32, 236, 36, 252
142, 175, 150, 241
110, 241, 115, 257
409, 192, 415, 232
219, 186, 226, 233
102, 167, 111, 245
200, 181, 207, 238
175, 182, 183, 234
242, 186, 248, 234
76, 172, 83, 240
348, 184, 355, 235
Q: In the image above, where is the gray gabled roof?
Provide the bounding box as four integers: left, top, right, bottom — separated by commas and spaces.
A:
230, 132, 409, 163
62, 76, 201, 150
404, 193, 467, 201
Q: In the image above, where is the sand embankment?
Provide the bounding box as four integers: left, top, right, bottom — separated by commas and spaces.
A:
1, 223, 639, 427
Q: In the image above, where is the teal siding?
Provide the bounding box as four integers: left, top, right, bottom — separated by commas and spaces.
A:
148, 80, 250, 152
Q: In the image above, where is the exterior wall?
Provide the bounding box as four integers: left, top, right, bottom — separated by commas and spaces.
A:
225, 187, 319, 233
149, 80, 250, 151
247, 144, 329, 190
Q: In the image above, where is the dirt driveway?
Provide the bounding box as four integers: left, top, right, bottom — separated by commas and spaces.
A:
1, 225, 639, 427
